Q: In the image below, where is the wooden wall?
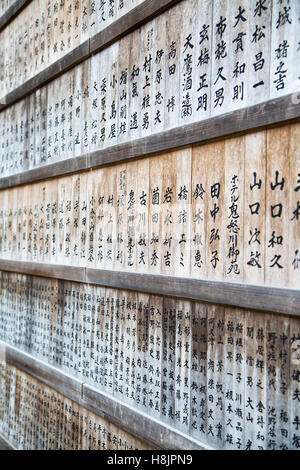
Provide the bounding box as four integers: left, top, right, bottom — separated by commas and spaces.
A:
0, 360, 153, 450
0, 0, 299, 451
0, 272, 299, 450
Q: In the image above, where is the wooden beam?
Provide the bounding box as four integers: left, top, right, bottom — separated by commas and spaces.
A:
4, 344, 83, 404
0, 0, 181, 111
0, 259, 299, 317
2, 341, 213, 451
3, 40, 90, 107
0, 154, 89, 189
0, 260, 86, 283
86, 269, 300, 317
0, 0, 32, 33
0, 94, 299, 190
0, 434, 15, 450
82, 383, 212, 451
90, 0, 182, 55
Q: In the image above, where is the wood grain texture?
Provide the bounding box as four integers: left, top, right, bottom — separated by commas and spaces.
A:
0, 433, 15, 449
81, 382, 212, 450
85, 269, 300, 318
0, 260, 86, 282
0, 0, 32, 33
0, 94, 299, 190
4, 344, 82, 403
1, 340, 214, 450
0, 0, 181, 110
0, 259, 299, 316
90, 0, 181, 56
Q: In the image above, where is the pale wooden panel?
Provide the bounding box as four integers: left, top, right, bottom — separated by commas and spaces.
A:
244, 130, 266, 285
88, 53, 99, 154
191, 144, 208, 279
70, 173, 81, 267
178, 0, 197, 126
128, 26, 141, 143
93, 167, 106, 270
105, 41, 119, 149
190, 302, 207, 440
139, 18, 155, 140
289, 316, 300, 451
160, 152, 176, 276
192, 0, 212, 122
86, 169, 96, 268
135, 157, 150, 273
206, 303, 225, 448
270, 0, 300, 99
97, 46, 109, 150
265, 125, 290, 287
202, 141, 225, 282
164, 1, 180, 131
81, 58, 90, 156
224, 135, 244, 282
152, 12, 166, 135
211, 0, 231, 117
288, 122, 300, 288
174, 148, 192, 277
148, 153, 163, 274
78, 171, 88, 267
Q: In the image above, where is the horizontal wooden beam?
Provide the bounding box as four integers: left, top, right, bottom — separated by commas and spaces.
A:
89, 0, 182, 56
2, 341, 213, 450
0, 0, 32, 33
86, 269, 300, 318
4, 343, 83, 404
0, 93, 299, 190
0, 259, 299, 317
0, 0, 181, 109
1, 40, 90, 107
0, 260, 86, 283
81, 383, 212, 451
0, 434, 15, 450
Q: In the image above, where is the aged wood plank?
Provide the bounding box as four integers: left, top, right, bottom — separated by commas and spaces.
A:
0, 94, 298, 190
3, 342, 82, 403
2, 39, 90, 107
0, 0, 181, 109
1, 340, 213, 450
0, 0, 32, 33
0, 260, 86, 282
0, 432, 16, 449
86, 268, 300, 317
89, 0, 181, 56
81, 382, 213, 450
0, 259, 299, 316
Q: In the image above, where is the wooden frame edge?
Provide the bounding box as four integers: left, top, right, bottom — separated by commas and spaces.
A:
0, 94, 299, 190
0, 259, 298, 316
0, 0, 32, 33
2, 341, 213, 451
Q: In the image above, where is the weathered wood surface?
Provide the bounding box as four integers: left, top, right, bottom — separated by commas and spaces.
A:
0, 0, 299, 454
0, 0, 31, 33
0, 261, 299, 316
82, 382, 211, 450
5, 344, 82, 403
0, 0, 181, 103
86, 269, 300, 317
0, 0, 299, 178
0, 355, 154, 450
0, 93, 299, 188
0, 123, 299, 290
1, 342, 211, 450
0, 433, 15, 449
0, 277, 299, 450
0, 260, 86, 283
